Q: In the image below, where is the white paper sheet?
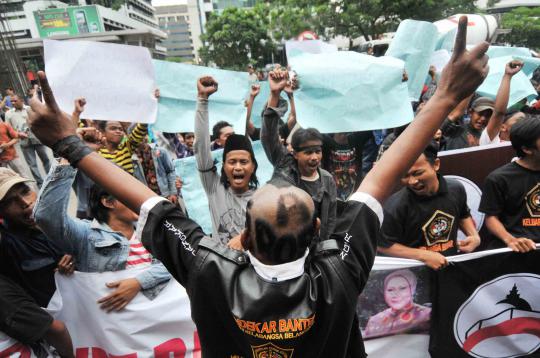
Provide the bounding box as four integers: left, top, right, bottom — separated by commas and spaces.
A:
44, 39, 157, 123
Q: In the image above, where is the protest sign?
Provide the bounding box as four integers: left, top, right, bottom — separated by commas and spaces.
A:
47, 269, 200, 358
153, 60, 247, 134
430, 49, 451, 74
285, 40, 337, 59
435, 28, 457, 52
486, 46, 531, 59
289, 51, 414, 133
44, 39, 157, 123
174, 140, 274, 234
485, 46, 540, 78
477, 56, 538, 107
386, 20, 439, 101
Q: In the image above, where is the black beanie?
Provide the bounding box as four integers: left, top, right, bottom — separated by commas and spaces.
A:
223, 134, 257, 164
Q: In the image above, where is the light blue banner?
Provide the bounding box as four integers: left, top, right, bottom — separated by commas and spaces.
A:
386, 20, 439, 101
174, 140, 274, 234
476, 56, 538, 108
289, 51, 414, 134
153, 60, 248, 134
435, 28, 456, 52
486, 46, 531, 59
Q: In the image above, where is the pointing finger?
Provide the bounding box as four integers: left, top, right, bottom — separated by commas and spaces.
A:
37, 71, 60, 113
452, 16, 469, 59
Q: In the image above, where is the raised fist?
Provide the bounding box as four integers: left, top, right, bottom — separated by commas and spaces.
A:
197, 76, 218, 99
269, 69, 289, 94
505, 60, 524, 77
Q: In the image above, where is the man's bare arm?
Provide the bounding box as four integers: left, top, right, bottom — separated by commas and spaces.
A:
485, 60, 523, 141
358, 16, 490, 204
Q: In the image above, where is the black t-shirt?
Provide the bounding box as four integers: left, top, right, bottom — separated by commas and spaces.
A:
0, 228, 61, 307
379, 176, 471, 256
140, 193, 382, 358
322, 133, 371, 201
300, 176, 322, 218
479, 161, 540, 245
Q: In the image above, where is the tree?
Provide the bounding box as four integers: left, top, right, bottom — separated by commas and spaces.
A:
501, 7, 540, 50
200, 6, 275, 70
268, 0, 476, 46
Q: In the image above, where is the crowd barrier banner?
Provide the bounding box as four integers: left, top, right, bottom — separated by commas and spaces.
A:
0, 332, 38, 357
289, 51, 414, 133
173, 140, 274, 234
477, 56, 539, 107
43, 39, 158, 124
46, 268, 200, 358
153, 60, 248, 134
26, 247, 536, 358
362, 247, 540, 358
430, 247, 540, 358
386, 20, 439, 101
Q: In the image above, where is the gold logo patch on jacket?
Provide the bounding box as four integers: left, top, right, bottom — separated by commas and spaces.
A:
251, 342, 294, 358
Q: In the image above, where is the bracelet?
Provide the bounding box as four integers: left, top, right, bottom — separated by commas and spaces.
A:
51, 135, 92, 167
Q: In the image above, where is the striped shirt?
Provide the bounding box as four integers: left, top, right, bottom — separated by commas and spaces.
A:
98, 123, 147, 174
126, 238, 153, 268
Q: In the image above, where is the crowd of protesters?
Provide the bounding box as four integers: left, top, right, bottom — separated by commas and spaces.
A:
0, 17, 538, 357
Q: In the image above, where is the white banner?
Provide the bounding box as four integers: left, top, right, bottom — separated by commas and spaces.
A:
46, 269, 200, 358
44, 39, 158, 124
0, 331, 38, 357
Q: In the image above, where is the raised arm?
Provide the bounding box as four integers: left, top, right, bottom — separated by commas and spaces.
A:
358, 17, 489, 204
71, 97, 86, 127
261, 70, 290, 165
246, 83, 260, 138
484, 60, 523, 141
193, 76, 220, 194
33, 162, 93, 255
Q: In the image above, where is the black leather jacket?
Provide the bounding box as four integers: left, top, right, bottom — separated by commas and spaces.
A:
140, 195, 381, 357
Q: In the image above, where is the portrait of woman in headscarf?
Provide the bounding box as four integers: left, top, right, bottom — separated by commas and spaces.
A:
363, 269, 431, 339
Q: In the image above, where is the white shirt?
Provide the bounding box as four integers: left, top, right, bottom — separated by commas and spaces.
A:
479, 129, 501, 146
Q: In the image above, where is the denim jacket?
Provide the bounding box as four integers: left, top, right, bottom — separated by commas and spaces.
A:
261, 105, 337, 240
33, 163, 171, 294
133, 144, 177, 197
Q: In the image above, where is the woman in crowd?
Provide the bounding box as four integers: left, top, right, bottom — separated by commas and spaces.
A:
364, 269, 431, 339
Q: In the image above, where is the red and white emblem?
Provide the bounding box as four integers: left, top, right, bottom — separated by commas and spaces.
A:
454, 274, 540, 357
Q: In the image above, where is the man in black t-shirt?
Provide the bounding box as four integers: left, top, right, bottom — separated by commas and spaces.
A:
378, 143, 481, 269
479, 116, 540, 252
322, 132, 371, 201
28, 17, 489, 357
0, 274, 74, 357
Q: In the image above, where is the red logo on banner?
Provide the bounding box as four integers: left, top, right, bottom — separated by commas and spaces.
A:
454, 274, 540, 357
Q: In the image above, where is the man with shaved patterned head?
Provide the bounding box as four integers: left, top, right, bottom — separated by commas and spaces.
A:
28, 17, 489, 358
